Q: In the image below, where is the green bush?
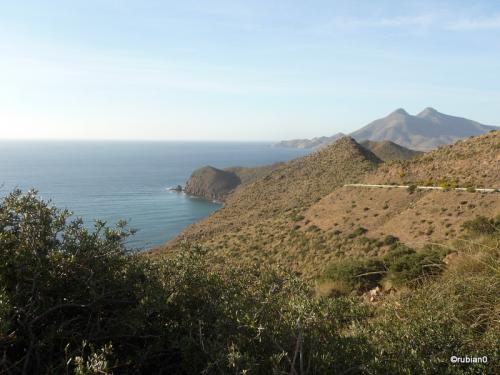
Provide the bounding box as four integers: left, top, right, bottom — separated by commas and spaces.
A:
407, 184, 417, 193
348, 226, 368, 238
383, 234, 400, 246
462, 215, 500, 236
291, 214, 304, 222
0, 190, 173, 373
383, 245, 444, 286
323, 258, 386, 292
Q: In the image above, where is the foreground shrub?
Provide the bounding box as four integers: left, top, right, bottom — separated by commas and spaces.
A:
361, 241, 499, 374
0, 190, 175, 373
157, 248, 375, 374
0, 190, 372, 374
1, 190, 497, 374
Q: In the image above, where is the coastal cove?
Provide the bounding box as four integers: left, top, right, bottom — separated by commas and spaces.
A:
0, 141, 310, 249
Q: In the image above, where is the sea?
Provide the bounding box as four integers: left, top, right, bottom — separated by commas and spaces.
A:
0, 141, 310, 249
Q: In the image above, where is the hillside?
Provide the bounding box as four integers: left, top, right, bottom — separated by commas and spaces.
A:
360, 140, 422, 161
364, 130, 500, 188
302, 131, 500, 248
162, 132, 500, 279
161, 137, 382, 275
304, 186, 499, 248
273, 133, 345, 149
225, 163, 282, 185
351, 107, 497, 151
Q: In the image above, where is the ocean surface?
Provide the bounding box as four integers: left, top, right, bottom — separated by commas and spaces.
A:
0, 141, 310, 249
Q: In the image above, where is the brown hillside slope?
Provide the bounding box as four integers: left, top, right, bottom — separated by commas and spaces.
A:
364, 131, 500, 188
304, 131, 500, 248
226, 163, 282, 186
159, 137, 382, 275
304, 186, 499, 248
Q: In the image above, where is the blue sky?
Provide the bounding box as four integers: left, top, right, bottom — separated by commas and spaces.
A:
1, 0, 499, 141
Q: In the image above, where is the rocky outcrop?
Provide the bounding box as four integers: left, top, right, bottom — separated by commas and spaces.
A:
184, 166, 241, 202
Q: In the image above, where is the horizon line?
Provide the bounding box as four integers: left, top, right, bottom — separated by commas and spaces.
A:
0, 138, 284, 143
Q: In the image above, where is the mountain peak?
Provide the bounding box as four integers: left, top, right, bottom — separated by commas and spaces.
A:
417, 107, 439, 117
323, 136, 382, 164
390, 108, 409, 116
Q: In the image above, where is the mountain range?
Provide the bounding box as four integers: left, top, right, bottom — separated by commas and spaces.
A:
276, 108, 498, 151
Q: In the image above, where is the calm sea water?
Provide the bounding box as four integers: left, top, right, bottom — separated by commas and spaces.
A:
0, 141, 309, 249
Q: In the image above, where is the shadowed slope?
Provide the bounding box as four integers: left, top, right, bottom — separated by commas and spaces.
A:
360, 140, 423, 161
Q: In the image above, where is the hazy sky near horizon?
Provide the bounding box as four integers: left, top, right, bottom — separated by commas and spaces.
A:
1, 1, 499, 141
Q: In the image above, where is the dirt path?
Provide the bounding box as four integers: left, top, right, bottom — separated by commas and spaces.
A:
344, 183, 498, 193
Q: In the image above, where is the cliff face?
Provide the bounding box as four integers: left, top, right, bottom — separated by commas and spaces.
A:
184, 166, 241, 202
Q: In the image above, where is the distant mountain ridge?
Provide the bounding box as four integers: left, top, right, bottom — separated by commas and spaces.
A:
351, 107, 498, 151
273, 133, 345, 149
275, 108, 498, 151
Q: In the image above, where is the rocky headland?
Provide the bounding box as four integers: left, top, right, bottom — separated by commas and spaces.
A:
184, 163, 282, 202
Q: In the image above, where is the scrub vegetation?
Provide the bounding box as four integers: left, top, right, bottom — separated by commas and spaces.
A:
1, 190, 498, 374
